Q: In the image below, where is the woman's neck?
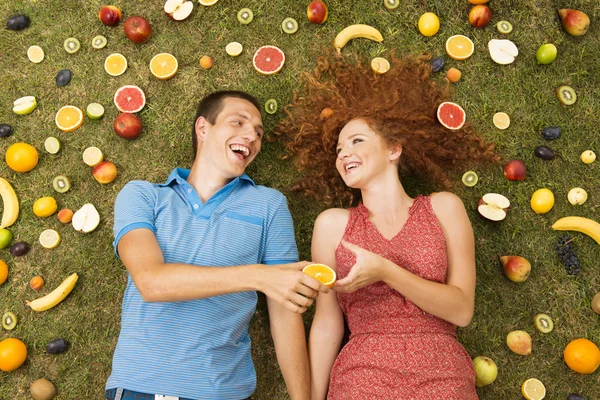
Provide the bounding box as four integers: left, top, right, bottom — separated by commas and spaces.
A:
360, 173, 412, 218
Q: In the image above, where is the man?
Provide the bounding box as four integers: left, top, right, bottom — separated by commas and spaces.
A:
105, 91, 329, 400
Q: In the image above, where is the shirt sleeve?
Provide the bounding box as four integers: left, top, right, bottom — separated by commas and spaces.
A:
113, 180, 157, 258
262, 194, 299, 265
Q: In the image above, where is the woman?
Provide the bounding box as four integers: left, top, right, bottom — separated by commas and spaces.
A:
277, 54, 500, 399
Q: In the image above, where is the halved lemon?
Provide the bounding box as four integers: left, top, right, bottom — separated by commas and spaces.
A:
199, 0, 219, 5
302, 263, 337, 288
150, 53, 178, 80
55, 105, 84, 132
493, 112, 510, 130
104, 53, 127, 76
82, 146, 104, 167
226, 42, 243, 57
445, 35, 474, 60
521, 378, 545, 400
27, 45, 44, 63
371, 57, 390, 74
44, 137, 61, 154
39, 229, 61, 249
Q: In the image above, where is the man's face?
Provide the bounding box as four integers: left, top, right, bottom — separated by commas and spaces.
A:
196, 97, 264, 179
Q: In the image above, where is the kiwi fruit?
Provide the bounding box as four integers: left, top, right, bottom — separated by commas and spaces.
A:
30, 378, 57, 400
461, 171, 478, 187
264, 99, 278, 115
237, 8, 253, 25
592, 292, 600, 314
92, 35, 107, 49
533, 313, 554, 333
556, 85, 577, 106
496, 21, 513, 34
63, 37, 80, 54
2, 311, 17, 330
52, 175, 71, 193
282, 17, 298, 34
383, 0, 399, 10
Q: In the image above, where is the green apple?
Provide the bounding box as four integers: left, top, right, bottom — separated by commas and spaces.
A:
12, 96, 37, 115
536, 43, 557, 65
473, 356, 498, 387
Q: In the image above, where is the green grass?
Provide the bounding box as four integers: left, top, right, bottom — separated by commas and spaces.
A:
1, 0, 599, 398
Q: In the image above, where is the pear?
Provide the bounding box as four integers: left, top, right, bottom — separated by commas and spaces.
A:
558, 9, 590, 36
72, 204, 100, 233
488, 39, 518, 65
506, 330, 532, 355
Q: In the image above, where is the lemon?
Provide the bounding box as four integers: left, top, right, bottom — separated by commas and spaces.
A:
370, 57, 390, 74
226, 42, 243, 56
39, 229, 61, 249
33, 197, 58, 218
493, 112, 510, 130
418, 12, 440, 37
82, 146, 104, 167
530, 188, 554, 214
44, 137, 61, 154
27, 45, 44, 63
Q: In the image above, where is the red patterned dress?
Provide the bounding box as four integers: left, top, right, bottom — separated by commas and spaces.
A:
327, 195, 478, 399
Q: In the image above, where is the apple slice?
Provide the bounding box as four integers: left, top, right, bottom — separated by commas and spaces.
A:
488, 39, 519, 65
72, 204, 100, 233
478, 193, 510, 221
164, 0, 193, 21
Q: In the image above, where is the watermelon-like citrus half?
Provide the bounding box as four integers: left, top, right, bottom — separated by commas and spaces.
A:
252, 45, 285, 75
437, 101, 466, 130
114, 85, 146, 113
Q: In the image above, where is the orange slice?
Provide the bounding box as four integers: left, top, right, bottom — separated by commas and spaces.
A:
445, 35, 474, 60
150, 53, 178, 80
55, 106, 83, 132
302, 263, 336, 288
199, 0, 219, 5
371, 57, 390, 74
104, 53, 128, 76
493, 112, 510, 129
521, 378, 546, 400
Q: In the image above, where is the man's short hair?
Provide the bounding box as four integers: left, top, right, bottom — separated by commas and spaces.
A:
192, 91, 261, 158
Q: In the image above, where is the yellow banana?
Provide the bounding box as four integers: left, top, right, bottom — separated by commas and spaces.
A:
552, 216, 600, 245
26, 273, 79, 312
334, 24, 383, 54
0, 178, 19, 229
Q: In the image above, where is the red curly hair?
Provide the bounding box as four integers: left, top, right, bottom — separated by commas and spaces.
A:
276, 52, 502, 206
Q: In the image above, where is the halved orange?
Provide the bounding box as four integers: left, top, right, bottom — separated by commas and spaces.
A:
55, 106, 83, 132
150, 53, 178, 80
302, 263, 336, 288
445, 35, 474, 60
104, 53, 127, 76
521, 378, 545, 400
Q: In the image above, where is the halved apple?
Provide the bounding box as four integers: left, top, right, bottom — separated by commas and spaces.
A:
478, 193, 510, 221
72, 204, 100, 233
164, 0, 193, 21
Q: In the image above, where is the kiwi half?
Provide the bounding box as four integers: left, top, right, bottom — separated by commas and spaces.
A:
282, 17, 298, 34
92, 35, 107, 49
264, 99, 278, 115
64, 37, 80, 54
556, 85, 577, 106
237, 8, 254, 25
496, 21, 513, 34
2, 311, 17, 330
533, 313, 554, 333
384, 0, 400, 10
461, 171, 478, 187
53, 175, 71, 193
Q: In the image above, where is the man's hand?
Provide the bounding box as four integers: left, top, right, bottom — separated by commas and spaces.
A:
259, 261, 330, 314
333, 240, 391, 293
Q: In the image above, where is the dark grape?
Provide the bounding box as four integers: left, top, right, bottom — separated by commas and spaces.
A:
555, 235, 580, 275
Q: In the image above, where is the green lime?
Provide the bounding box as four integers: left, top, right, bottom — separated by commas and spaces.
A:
86, 103, 105, 119
536, 43, 557, 65
0, 228, 13, 249
462, 170, 478, 187
44, 136, 61, 154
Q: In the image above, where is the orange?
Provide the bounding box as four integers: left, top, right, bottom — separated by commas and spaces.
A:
55, 105, 83, 132
0, 260, 7, 285
521, 378, 546, 400
468, 0, 489, 3
5, 142, 38, 173
302, 263, 336, 288
445, 35, 474, 60
33, 196, 58, 218
104, 53, 128, 76
564, 338, 600, 374
0, 338, 27, 372
150, 53, 178, 80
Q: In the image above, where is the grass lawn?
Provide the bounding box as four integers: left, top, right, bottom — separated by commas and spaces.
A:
1, 0, 599, 398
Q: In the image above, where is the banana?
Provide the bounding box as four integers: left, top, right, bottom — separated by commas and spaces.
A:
0, 178, 19, 229
26, 273, 79, 312
333, 24, 383, 54
552, 216, 600, 245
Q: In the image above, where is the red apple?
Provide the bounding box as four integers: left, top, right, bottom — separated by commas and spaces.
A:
123, 16, 152, 43
164, 0, 193, 21
468, 5, 491, 28
500, 255, 531, 282
99, 5, 122, 26
307, 0, 328, 24
93, 161, 118, 184
503, 159, 526, 181
558, 9, 590, 36
114, 113, 142, 140
477, 193, 510, 221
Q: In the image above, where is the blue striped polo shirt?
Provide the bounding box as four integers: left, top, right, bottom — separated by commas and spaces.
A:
106, 168, 298, 399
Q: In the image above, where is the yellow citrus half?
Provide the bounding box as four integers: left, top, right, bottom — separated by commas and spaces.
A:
104, 53, 128, 76
521, 378, 546, 400
55, 105, 83, 132
493, 112, 510, 129
27, 45, 44, 63
39, 229, 61, 249
226, 42, 243, 56
371, 57, 390, 74
302, 263, 337, 288
199, 0, 219, 5
150, 53, 178, 80
83, 146, 104, 167
446, 35, 474, 60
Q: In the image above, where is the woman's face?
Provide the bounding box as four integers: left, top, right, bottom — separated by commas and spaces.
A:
335, 119, 398, 188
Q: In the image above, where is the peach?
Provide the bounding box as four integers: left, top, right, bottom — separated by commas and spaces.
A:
320, 107, 334, 120
468, 5, 491, 28
58, 208, 74, 224
29, 275, 44, 291
503, 159, 526, 181
199, 55, 213, 70
93, 161, 118, 184
446, 67, 461, 83
307, 0, 328, 24
99, 5, 122, 26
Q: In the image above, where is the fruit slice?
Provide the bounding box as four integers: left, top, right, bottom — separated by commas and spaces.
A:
521, 378, 546, 400
237, 8, 253, 24
282, 17, 298, 34
264, 99, 278, 115
52, 175, 71, 193
82, 147, 103, 167
556, 85, 577, 106
302, 263, 336, 288
63, 37, 81, 54
496, 20, 513, 34
2, 312, 17, 330
533, 313, 554, 333
44, 137, 61, 154
72, 204, 100, 233
104, 53, 128, 76
253, 45, 285, 75
92, 35, 107, 49
114, 85, 146, 113
164, 0, 194, 21
150, 53, 178, 80
445, 35, 474, 60
39, 229, 60, 249
436, 102, 466, 130
226, 42, 243, 56
27, 45, 44, 63
371, 57, 390, 74
493, 112, 510, 129
55, 105, 84, 132
12, 96, 37, 115
384, 0, 400, 10
478, 193, 510, 221
86, 103, 105, 119
488, 39, 519, 65
462, 171, 478, 187
199, 0, 218, 5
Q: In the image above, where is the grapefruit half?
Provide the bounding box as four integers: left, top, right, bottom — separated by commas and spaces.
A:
253, 45, 285, 75
437, 102, 466, 130
114, 85, 146, 113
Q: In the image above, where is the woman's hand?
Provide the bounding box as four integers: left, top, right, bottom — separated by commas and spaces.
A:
333, 240, 392, 293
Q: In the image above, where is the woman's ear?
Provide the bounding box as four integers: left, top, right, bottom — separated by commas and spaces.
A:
195, 116, 208, 143
389, 145, 402, 162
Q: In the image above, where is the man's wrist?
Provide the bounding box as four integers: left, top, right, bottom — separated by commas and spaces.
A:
246, 263, 265, 292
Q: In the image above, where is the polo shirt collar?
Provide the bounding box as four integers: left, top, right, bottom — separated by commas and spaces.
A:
160, 168, 255, 187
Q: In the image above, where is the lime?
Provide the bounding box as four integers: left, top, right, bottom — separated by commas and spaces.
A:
86, 103, 105, 120
461, 171, 478, 187
536, 43, 557, 65
44, 137, 61, 154
0, 229, 13, 249
39, 229, 61, 249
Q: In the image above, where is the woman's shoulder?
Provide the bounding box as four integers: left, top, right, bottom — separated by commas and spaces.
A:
428, 191, 467, 217
315, 207, 350, 229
